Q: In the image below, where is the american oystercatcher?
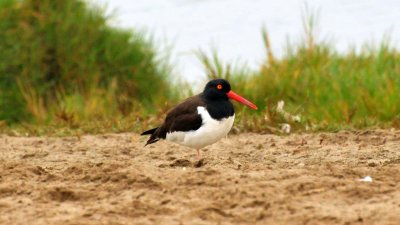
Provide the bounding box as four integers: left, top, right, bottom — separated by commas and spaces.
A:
141, 79, 257, 159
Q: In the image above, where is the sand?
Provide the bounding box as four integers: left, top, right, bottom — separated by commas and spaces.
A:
1, 130, 400, 225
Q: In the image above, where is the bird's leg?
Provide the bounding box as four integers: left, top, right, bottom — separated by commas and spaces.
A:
193, 149, 204, 168
196, 149, 202, 160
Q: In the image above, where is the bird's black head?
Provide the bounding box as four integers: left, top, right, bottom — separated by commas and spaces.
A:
203, 79, 231, 100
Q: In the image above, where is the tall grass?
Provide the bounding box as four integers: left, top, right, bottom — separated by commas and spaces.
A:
0, 0, 176, 128
2, 2, 400, 135
200, 20, 400, 132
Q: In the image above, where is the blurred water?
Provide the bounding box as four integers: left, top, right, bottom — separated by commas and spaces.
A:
93, 0, 400, 85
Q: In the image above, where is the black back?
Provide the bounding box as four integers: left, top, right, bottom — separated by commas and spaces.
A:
141, 79, 234, 145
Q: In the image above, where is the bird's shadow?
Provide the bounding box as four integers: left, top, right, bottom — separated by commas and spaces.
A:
158, 158, 206, 168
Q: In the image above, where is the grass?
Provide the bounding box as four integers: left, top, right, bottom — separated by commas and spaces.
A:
199, 17, 400, 133
0, 0, 177, 129
1, 2, 400, 136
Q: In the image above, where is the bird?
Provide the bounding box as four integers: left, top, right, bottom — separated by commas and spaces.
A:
141, 79, 257, 159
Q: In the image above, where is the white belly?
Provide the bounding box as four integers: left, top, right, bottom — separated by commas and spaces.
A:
166, 106, 235, 149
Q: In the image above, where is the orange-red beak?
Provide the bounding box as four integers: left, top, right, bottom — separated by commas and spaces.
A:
227, 90, 258, 110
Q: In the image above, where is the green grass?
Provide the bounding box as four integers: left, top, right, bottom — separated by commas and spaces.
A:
200, 25, 400, 133
1, 2, 400, 136
0, 0, 177, 128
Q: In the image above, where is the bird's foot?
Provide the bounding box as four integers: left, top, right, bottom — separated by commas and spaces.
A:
194, 158, 204, 168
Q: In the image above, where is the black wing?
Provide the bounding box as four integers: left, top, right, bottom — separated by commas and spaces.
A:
141, 95, 205, 146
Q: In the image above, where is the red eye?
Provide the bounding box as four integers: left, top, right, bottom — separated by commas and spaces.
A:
217, 84, 222, 90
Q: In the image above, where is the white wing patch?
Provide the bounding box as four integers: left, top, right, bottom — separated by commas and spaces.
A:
166, 106, 235, 149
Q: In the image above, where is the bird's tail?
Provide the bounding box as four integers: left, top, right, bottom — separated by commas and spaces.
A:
141, 127, 158, 135
141, 127, 160, 146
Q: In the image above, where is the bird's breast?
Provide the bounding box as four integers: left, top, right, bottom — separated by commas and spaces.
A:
166, 106, 235, 149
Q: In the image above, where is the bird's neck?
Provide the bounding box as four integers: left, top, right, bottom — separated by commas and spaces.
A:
201, 95, 234, 120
